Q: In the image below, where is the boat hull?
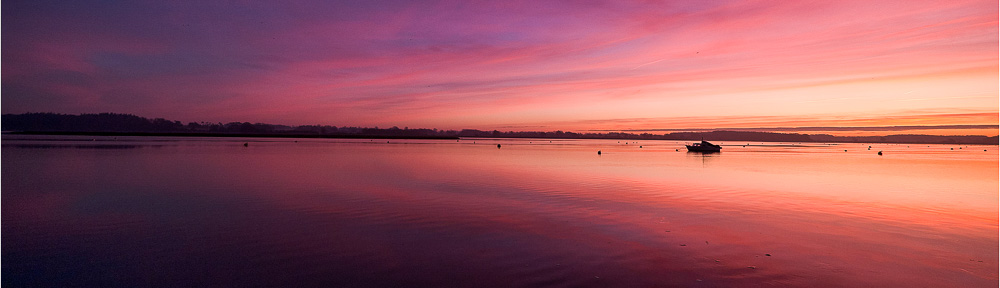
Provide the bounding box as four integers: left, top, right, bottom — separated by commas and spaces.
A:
685, 145, 721, 152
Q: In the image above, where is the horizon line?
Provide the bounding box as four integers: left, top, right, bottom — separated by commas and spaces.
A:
4, 112, 998, 137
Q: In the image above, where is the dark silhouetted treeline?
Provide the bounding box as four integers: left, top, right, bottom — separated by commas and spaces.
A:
2, 113, 187, 132
2, 112, 997, 144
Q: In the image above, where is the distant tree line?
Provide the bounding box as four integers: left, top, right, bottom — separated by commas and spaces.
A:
2, 113, 190, 132
2, 112, 996, 144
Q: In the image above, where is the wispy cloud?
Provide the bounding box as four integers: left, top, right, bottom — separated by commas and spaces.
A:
514, 110, 998, 134
2, 0, 996, 131
600, 125, 997, 133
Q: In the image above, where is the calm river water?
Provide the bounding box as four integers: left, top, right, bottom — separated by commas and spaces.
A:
3, 135, 997, 287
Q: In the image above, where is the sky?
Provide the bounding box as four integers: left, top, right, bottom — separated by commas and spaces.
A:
3, 0, 998, 136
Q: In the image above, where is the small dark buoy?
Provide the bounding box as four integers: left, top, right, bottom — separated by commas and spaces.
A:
878, 151, 882, 156
639, 146, 642, 148
597, 150, 602, 155
497, 144, 501, 149
844, 150, 847, 152
675, 149, 679, 151
765, 254, 771, 256
243, 142, 248, 147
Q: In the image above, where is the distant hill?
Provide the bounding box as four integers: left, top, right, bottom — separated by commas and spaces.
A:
2, 112, 997, 145
2, 113, 186, 132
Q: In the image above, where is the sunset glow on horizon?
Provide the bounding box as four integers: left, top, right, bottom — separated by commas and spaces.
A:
3, 0, 997, 136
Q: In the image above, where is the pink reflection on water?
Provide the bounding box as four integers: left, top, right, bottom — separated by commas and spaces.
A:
224, 139, 997, 286
4, 136, 997, 286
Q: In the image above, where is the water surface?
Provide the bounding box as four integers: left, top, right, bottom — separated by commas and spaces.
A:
3, 135, 997, 287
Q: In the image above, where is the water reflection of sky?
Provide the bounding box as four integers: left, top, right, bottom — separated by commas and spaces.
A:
3, 136, 997, 287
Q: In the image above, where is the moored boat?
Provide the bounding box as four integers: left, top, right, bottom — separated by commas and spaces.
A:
686, 140, 721, 152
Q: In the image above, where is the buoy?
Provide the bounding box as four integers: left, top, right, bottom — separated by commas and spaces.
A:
597, 150, 602, 155
878, 151, 882, 156
243, 142, 248, 147
497, 144, 501, 149
639, 146, 642, 148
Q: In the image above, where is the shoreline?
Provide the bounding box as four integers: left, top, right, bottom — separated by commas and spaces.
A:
4, 131, 460, 140
5, 131, 997, 145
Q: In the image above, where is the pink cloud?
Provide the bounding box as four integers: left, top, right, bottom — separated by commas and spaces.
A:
3, 0, 996, 132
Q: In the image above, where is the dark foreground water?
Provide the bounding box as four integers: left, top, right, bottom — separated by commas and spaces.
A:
3, 135, 997, 287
